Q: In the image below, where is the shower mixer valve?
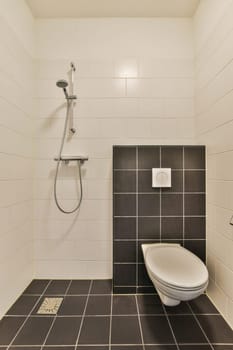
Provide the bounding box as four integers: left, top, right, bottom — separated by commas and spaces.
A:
70, 127, 76, 134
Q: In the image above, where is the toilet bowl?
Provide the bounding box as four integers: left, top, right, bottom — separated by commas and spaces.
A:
142, 243, 209, 306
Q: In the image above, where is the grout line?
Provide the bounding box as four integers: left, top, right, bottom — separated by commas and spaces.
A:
114, 215, 206, 218
159, 146, 162, 243
40, 280, 72, 350
108, 287, 113, 350
75, 280, 93, 349
182, 147, 185, 247
186, 303, 215, 350
161, 303, 180, 350
136, 146, 139, 289
135, 295, 145, 350
6, 280, 53, 350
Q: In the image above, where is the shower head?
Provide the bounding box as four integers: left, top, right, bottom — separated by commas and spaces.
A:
56, 79, 69, 99
56, 79, 68, 88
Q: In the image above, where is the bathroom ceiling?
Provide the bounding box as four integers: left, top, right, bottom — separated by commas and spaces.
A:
26, 0, 200, 18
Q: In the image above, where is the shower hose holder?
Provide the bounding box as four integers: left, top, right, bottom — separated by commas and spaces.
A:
54, 155, 89, 165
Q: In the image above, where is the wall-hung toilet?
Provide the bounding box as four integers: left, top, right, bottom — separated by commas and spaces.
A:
142, 243, 209, 306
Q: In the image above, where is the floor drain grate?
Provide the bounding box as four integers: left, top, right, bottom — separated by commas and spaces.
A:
37, 297, 63, 314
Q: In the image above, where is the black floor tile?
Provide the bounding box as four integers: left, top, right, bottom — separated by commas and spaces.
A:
44, 280, 70, 295
111, 316, 142, 344
213, 346, 233, 349
168, 315, 207, 344
78, 316, 110, 345
67, 280, 91, 295
140, 315, 175, 344
145, 346, 177, 350
13, 317, 54, 345
58, 296, 87, 315
179, 346, 212, 350
45, 317, 81, 345
7, 296, 40, 315
164, 302, 191, 315
112, 295, 137, 315
85, 295, 111, 315
43, 347, 74, 350
137, 295, 164, 315
197, 315, 233, 343
90, 280, 112, 294
77, 347, 108, 350
112, 347, 143, 350
188, 295, 219, 314
23, 280, 50, 294
10, 347, 41, 350
0, 317, 26, 345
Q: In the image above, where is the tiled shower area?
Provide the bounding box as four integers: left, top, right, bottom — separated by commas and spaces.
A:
0, 279, 232, 349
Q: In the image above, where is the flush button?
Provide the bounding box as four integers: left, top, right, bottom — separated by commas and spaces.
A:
152, 168, 171, 188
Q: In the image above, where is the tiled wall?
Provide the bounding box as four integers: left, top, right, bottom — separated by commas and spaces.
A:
33, 18, 195, 278
0, 0, 35, 318
194, 0, 233, 328
113, 145, 206, 293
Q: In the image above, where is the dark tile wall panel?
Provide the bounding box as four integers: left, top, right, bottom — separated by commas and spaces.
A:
113, 145, 206, 293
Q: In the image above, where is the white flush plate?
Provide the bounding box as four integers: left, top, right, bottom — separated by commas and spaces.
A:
152, 168, 171, 188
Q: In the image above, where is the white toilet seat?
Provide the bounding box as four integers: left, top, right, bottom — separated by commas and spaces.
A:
145, 244, 208, 290
142, 243, 209, 306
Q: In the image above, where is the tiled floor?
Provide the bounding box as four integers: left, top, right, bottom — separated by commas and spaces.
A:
0, 280, 232, 350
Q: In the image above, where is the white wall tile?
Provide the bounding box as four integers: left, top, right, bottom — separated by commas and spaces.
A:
127, 78, 194, 98
195, 0, 233, 328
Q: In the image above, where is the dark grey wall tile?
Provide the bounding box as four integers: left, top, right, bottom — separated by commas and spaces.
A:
162, 171, 183, 193
138, 146, 160, 169
138, 171, 159, 193
161, 194, 183, 216
184, 240, 206, 262
113, 146, 136, 169
184, 217, 205, 239
185, 171, 205, 192
113, 286, 136, 294
161, 217, 183, 239
114, 241, 137, 263
113, 218, 136, 239
113, 264, 136, 286
137, 286, 156, 294
138, 194, 160, 216
185, 194, 205, 216
184, 146, 205, 169
114, 171, 136, 192
161, 146, 183, 169
138, 264, 153, 286
114, 194, 136, 216
138, 240, 160, 263
138, 217, 160, 239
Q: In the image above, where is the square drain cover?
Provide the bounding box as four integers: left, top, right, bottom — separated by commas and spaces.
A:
37, 297, 63, 314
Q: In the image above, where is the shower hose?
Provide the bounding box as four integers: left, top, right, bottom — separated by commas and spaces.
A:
54, 100, 83, 213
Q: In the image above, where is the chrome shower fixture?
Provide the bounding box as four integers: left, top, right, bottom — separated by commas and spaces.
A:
56, 79, 77, 100
70, 62, 76, 71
